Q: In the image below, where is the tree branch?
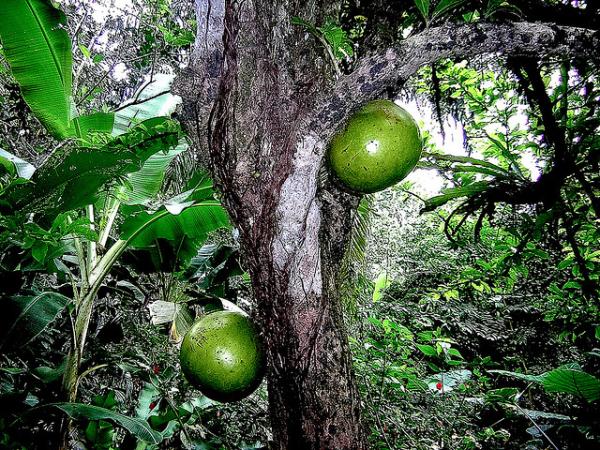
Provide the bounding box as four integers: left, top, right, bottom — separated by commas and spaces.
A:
312, 21, 599, 136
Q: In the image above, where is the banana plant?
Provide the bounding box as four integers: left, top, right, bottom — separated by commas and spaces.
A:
0, 0, 230, 415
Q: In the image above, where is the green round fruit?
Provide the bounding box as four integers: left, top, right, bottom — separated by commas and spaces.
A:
328, 100, 423, 193
179, 310, 265, 402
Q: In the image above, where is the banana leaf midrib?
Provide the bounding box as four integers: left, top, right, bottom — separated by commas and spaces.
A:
24, 0, 69, 92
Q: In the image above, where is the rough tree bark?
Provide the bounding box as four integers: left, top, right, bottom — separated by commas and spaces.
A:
175, 1, 598, 447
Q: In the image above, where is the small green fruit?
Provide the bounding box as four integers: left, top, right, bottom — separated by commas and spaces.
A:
328, 100, 423, 193
179, 310, 265, 402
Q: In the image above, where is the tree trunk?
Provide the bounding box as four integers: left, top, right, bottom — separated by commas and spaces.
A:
177, 0, 366, 448
176, 1, 598, 447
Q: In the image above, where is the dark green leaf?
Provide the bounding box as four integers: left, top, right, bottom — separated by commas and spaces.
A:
0, 292, 70, 349
122, 139, 187, 205
416, 343, 438, 357
414, 0, 431, 20
432, 0, 467, 20
53, 403, 163, 444
543, 369, 600, 402
73, 112, 115, 142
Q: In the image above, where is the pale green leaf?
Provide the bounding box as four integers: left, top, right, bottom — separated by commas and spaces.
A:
123, 140, 187, 205
489, 369, 545, 383
113, 74, 180, 136
73, 112, 115, 142
372, 271, 391, 302
0, 149, 36, 179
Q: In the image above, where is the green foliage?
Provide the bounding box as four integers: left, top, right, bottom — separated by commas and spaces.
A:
414, 0, 468, 25
54, 402, 163, 444
0, 149, 35, 179
318, 19, 354, 60
4, 117, 182, 214
120, 196, 228, 250
291, 16, 353, 71
0, 3, 235, 447
543, 369, 600, 402
0, 292, 70, 350
493, 367, 600, 403
0, 0, 73, 138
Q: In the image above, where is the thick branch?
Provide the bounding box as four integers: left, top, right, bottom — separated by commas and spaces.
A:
312, 22, 599, 136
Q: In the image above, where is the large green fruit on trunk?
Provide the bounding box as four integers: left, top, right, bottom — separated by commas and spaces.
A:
179, 310, 265, 402
328, 100, 423, 193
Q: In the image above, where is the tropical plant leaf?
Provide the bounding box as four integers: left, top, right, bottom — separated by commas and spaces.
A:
0, 292, 70, 349
432, 0, 467, 20
5, 117, 181, 214
489, 369, 546, 383
183, 243, 243, 286
135, 383, 160, 420
516, 407, 572, 422
422, 181, 489, 212
372, 271, 392, 302
119, 173, 229, 248
73, 112, 115, 142
0, 149, 36, 179
543, 369, 600, 402
0, 0, 73, 138
120, 199, 229, 249
113, 73, 181, 136
52, 403, 163, 444
424, 369, 472, 392
147, 300, 193, 341
317, 21, 353, 59
423, 152, 510, 176
32, 360, 67, 384
414, 0, 431, 20
122, 139, 187, 205
339, 194, 373, 313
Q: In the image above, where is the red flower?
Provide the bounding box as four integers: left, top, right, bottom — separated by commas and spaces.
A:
152, 364, 160, 374
436, 382, 443, 390
149, 401, 157, 410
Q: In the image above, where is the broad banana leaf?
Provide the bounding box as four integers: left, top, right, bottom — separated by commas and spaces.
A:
113, 74, 186, 205
120, 199, 230, 249
0, 0, 73, 138
0, 149, 36, 179
5, 117, 181, 214
119, 176, 229, 257
73, 112, 115, 143
122, 139, 187, 205
113, 73, 181, 136
0, 292, 70, 350
52, 403, 163, 444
